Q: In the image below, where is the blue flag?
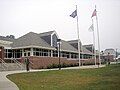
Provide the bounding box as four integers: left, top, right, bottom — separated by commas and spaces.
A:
70, 10, 77, 18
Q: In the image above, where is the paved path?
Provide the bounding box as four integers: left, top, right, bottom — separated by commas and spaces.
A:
0, 65, 105, 90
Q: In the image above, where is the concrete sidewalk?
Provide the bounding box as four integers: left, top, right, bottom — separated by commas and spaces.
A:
0, 65, 105, 90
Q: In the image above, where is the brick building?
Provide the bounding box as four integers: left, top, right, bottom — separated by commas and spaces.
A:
0, 31, 93, 69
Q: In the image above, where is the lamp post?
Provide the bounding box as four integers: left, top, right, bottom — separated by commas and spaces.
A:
57, 39, 61, 70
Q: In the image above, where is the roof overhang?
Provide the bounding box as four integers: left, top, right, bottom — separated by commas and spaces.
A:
12, 45, 55, 50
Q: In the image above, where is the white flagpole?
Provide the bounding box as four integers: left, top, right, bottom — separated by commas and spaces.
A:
92, 19, 96, 65
95, 5, 101, 66
76, 5, 81, 67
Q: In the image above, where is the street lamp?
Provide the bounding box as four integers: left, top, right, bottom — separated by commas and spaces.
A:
57, 39, 61, 70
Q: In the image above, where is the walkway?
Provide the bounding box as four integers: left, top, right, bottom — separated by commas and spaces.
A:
0, 65, 105, 90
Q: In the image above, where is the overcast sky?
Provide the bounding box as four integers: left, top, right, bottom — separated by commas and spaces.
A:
0, 0, 120, 51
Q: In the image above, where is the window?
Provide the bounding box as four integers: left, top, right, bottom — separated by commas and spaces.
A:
33, 48, 51, 57
5, 49, 22, 58
53, 50, 58, 57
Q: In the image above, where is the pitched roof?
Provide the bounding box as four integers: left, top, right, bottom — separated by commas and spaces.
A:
39, 31, 54, 37
12, 32, 54, 49
82, 47, 93, 55
83, 44, 93, 47
61, 40, 78, 52
68, 40, 82, 45
68, 40, 78, 43
0, 36, 15, 42
68, 40, 93, 54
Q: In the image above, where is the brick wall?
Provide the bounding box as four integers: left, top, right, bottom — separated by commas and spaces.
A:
21, 56, 78, 69
0, 46, 4, 60
80, 59, 99, 65
20, 56, 102, 69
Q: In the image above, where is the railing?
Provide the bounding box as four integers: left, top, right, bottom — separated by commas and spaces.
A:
0, 58, 8, 71
11, 58, 25, 70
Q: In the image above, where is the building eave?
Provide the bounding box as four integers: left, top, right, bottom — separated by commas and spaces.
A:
12, 45, 55, 50
61, 49, 78, 53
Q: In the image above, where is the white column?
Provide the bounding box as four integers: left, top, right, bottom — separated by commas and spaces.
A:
22, 49, 24, 57
31, 48, 33, 56
69, 53, 71, 59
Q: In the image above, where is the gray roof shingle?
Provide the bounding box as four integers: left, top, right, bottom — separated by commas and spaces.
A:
68, 40, 93, 54
82, 47, 93, 54
39, 31, 54, 37
61, 40, 78, 52
12, 32, 54, 49
0, 36, 15, 42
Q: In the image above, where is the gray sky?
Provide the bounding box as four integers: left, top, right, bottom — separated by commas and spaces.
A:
0, 0, 120, 51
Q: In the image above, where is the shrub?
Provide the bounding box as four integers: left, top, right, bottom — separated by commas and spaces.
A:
47, 63, 79, 69
83, 62, 95, 66
61, 63, 67, 68
47, 63, 59, 69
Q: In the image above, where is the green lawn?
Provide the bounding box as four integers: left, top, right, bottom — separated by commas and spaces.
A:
7, 64, 120, 90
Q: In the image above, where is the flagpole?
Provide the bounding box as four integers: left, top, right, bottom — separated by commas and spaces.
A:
76, 5, 81, 67
92, 19, 96, 65
95, 5, 101, 66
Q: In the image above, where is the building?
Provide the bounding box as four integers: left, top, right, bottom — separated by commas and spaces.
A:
103, 48, 116, 61
0, 31, 93, 69
83, 44, 94, 53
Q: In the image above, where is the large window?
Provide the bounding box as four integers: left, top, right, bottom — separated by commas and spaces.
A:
5, 49, 22, 58
33, 48, 51, 57
61, 51, 70, 58
4, 49, 12, 58
83, 54, 92, 59
71, 53, 78, 59
23, 48, 31, 56
13, 49, 22, 58
53, 50, 58, 57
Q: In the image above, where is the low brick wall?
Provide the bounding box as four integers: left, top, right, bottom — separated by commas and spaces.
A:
80, 59, 99, 65
21, 56, 78, 69
20, 56, 104, 69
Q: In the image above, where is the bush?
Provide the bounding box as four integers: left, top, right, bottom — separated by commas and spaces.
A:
83, 62, 95, 66
47, 63, 78, 69
47, 64, 53, 69
61, 63, 67, 68
47, 63, 59, 69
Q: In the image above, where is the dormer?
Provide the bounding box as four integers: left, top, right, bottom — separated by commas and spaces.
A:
68, 40, 82, 50
39, 31, 59, 48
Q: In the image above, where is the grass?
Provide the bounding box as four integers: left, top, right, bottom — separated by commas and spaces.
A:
7, 64, 120, 90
